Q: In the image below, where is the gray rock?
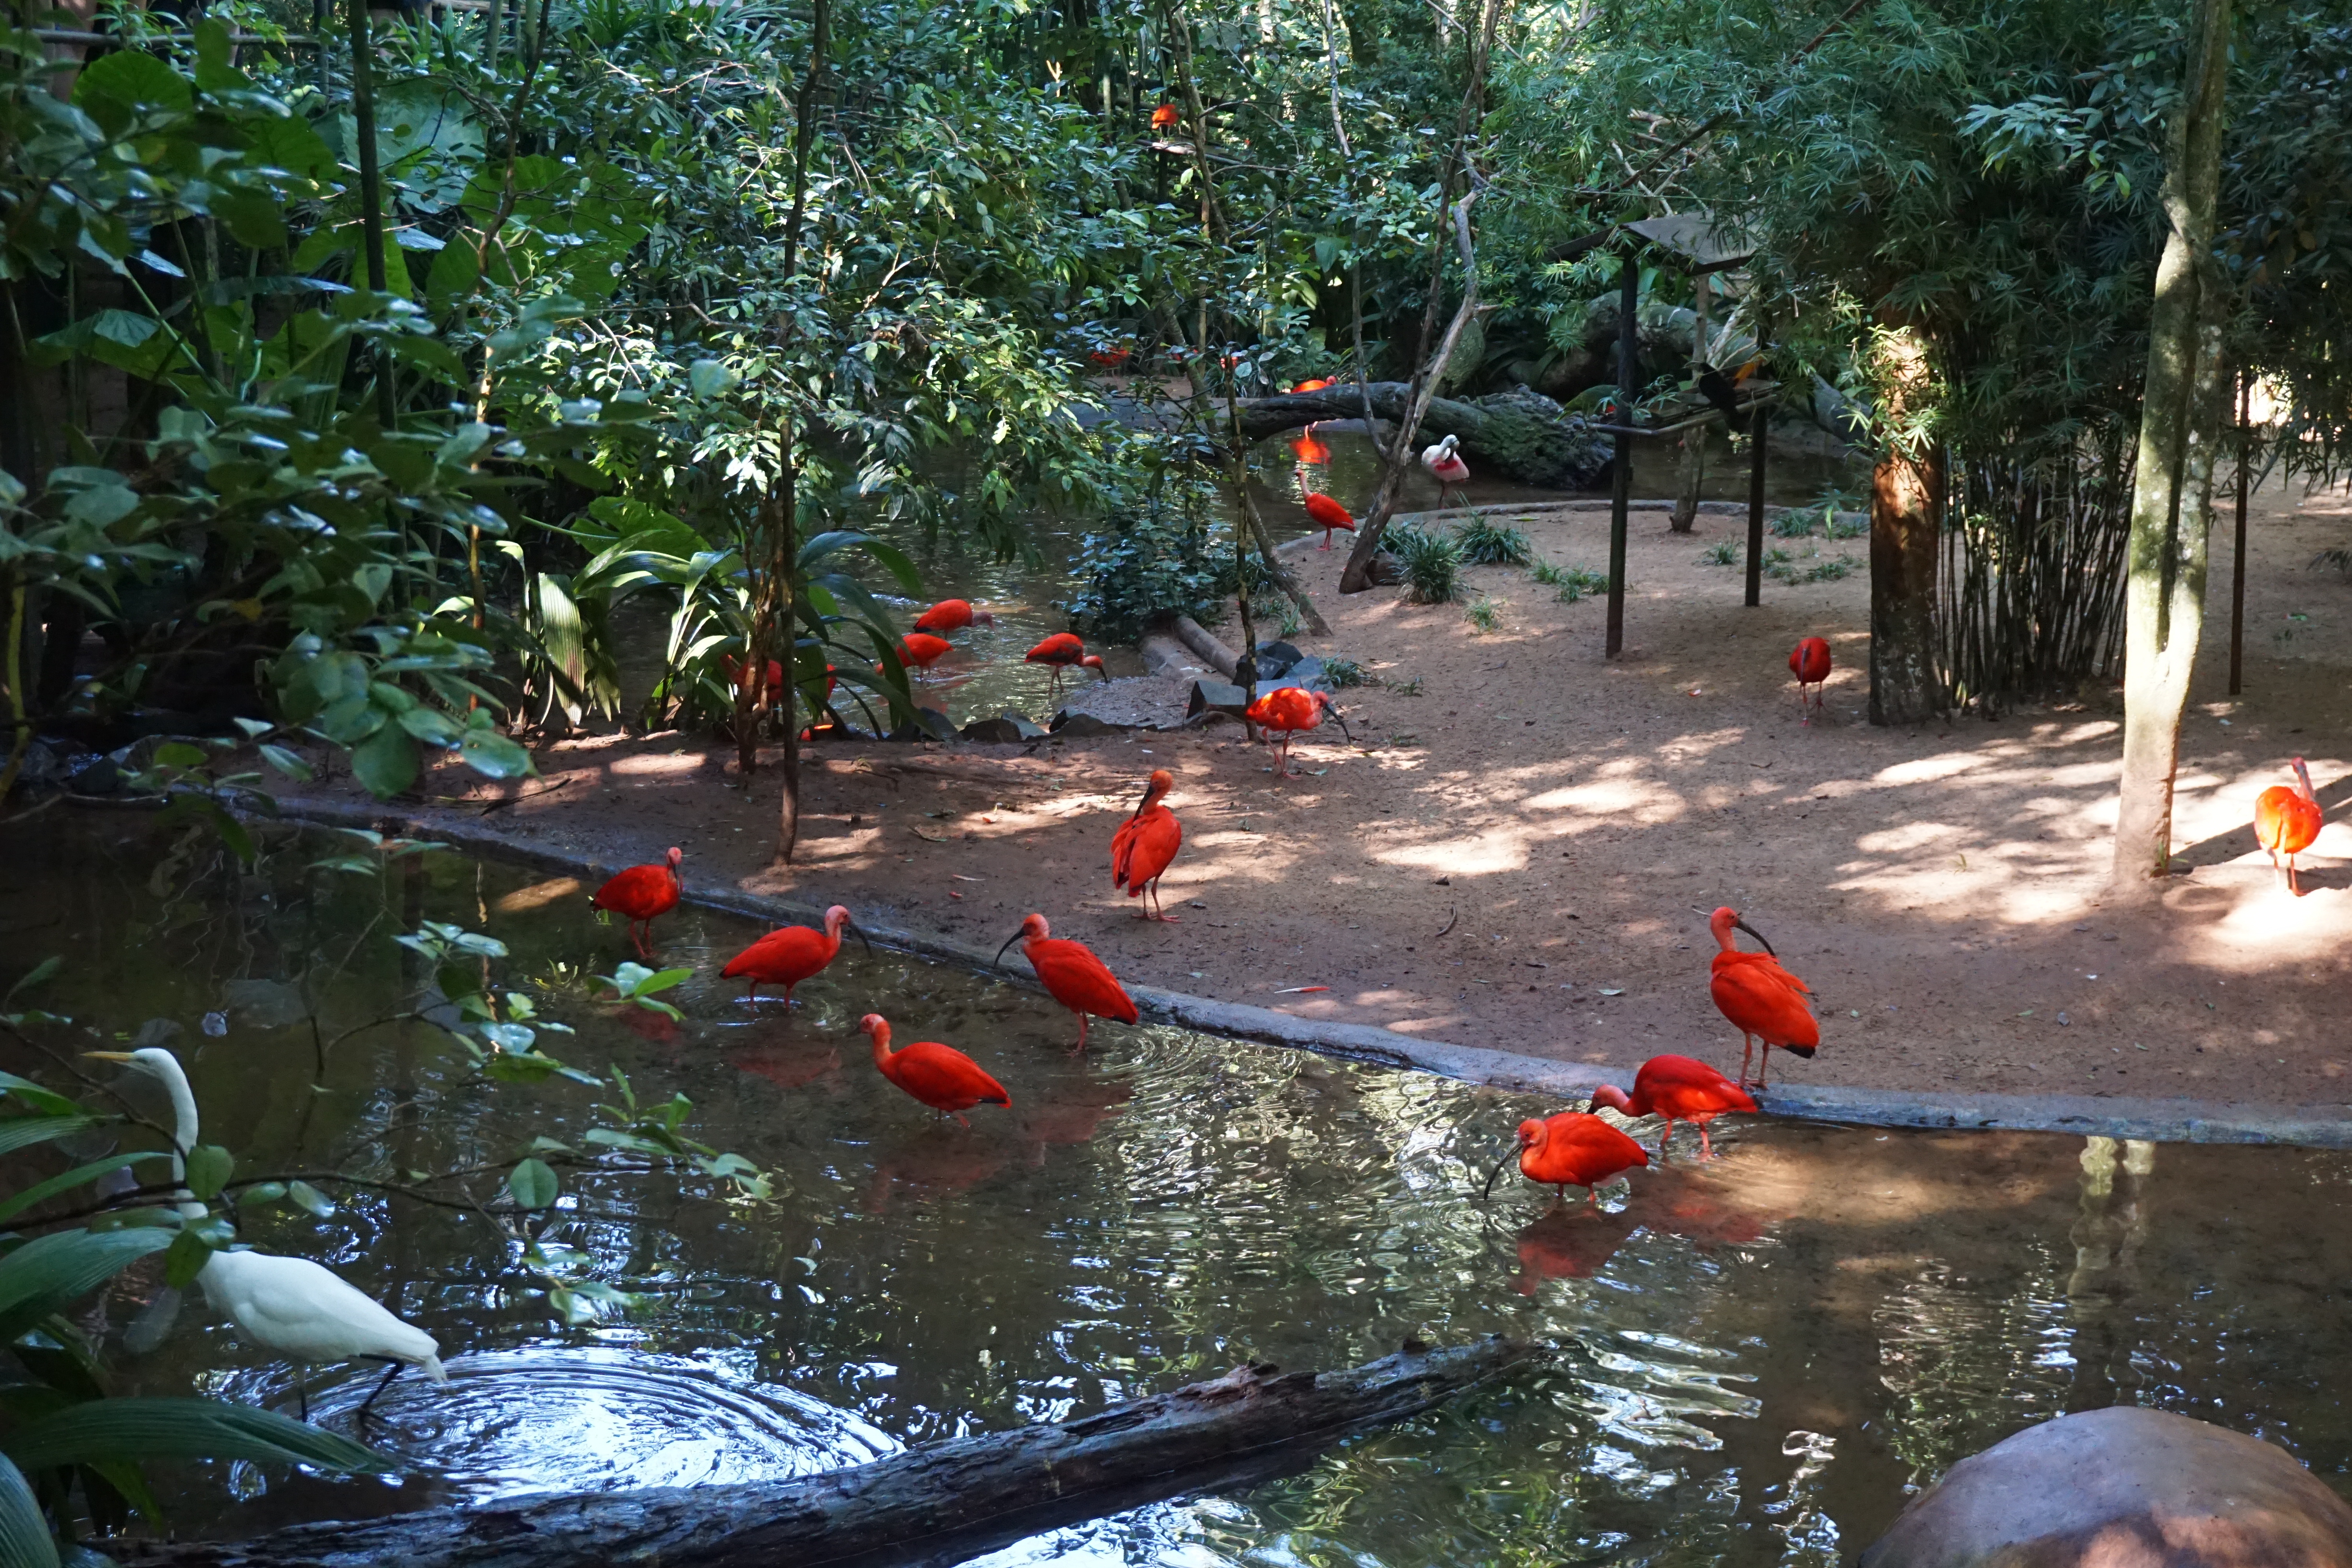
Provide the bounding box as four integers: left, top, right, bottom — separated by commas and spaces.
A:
1252, 640, 1305, 676
1859, 1405, 2352, 1568
1282, 656, 1332, 691
1185, 679, 1253, 719
889, 708, 960, 742
12, 740, 66, 788
960, 713, 1047, 744
1051, 711, 1122, 737
64, 752, 124, 796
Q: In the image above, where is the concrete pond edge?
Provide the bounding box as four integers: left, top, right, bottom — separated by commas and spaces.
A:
247, 797, 2352, 1152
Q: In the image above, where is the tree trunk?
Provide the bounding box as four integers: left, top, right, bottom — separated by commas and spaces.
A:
1869, 443, 1944, 724
2111, 0, 2233, 889
1670, 273, 1709, 533
100, 1339, 1535, 1568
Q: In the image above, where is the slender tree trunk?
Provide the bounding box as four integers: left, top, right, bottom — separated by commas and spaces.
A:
2111, 0, 2233, 889
345, 0, 395, 433
1670, 272, 1709, 533
1867, 326, 1944, 725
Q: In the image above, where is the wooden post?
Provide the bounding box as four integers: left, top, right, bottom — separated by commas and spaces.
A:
2229, 369, 2249, 695
1744, 391, 1768, 608
1605, 245, 1637, 659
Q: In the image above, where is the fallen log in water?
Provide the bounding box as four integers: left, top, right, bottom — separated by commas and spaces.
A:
1235, 382, 1613, 489
103, 1337, 1537, 1568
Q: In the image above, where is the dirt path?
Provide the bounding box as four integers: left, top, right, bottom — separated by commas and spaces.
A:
283, 478, 2352, 1107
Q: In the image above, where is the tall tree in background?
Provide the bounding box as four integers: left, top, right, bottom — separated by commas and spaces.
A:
2110, 0, 2233, 887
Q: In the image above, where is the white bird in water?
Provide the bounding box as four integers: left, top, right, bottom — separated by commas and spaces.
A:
1421, 432, 1471, 508
88, 1048, 446, 1420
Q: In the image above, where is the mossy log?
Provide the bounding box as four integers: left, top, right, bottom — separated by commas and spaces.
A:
100, 1338, 1536, 1568
1237, 383, 1613, 489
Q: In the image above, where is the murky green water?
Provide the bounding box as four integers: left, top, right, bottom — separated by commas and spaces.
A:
9, 815, 2346, 1563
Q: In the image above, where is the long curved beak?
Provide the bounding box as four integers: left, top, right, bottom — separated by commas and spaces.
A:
993, 931, 1023, 970
85, 1051, 134, 1063
1130, 782, 1153, 819
1321, 705, 1354, 742
1733, 917, 1776, 957
1480, 1146, 1518, 1201
845, 921, 876, 961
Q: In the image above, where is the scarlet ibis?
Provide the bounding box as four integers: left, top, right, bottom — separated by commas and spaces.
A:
861, 1014, 1010, 1126
1421, 433, 1470, 508
1303, 492, 1356, 550
1244, 686, 1350, 777
1290, 377, 1334, 392
897, 632, 953, 670
590, 847, 681, 958
1482, 1111, 1650, 1203
2255, 757, 2324, 894
1150, 103, 1179, 131
1706, 906, 1819, 1088
726, 655, 786, 706
720, 904, 873, 1004
1110, 769, 1183, 921
1788, 637, 1831, 722
1088, 347, 1132, 368
996, 913, 1138, 1053
1290, 426, 1331, 464
1588, 1054, 1757, 1159
913, 599, 995, 636
1026, 633, 1108, 694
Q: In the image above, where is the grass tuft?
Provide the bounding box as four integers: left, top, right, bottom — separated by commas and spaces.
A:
1453, 512, 1532, 566
1464, 595, 1504, 632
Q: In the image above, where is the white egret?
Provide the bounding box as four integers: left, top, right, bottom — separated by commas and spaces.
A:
87, 1047, 447, 1419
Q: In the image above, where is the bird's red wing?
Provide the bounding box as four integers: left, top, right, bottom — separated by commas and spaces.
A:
2255, 787, 2321, 855
1711, 964, 1820, 1048
1036, 942, 1140, 1022
888, 1044, 1010, 1110
1130, 815, 1180, 884
723, 927, 828, 983
1109, 817, 1142, 892
1637, 1054, 1755, 1116
593, 866, 674, 919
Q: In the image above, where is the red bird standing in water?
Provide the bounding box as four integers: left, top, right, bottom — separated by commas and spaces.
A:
1110, 769, 1183, 921
996, 913, 1138, 1053
896, 632, 953, 670
590, 847, 681, 958
1303, 492, 1356, 550
1706, 906, 1819, 1088
721, 904, 872, 1004
1245, 686, 1349, 777
1025, 633, 1108, 694
1589, 1054, 1758, 1159
913, 599, 994, 637
2254, 757, 2324, 894
1788, 637, 1832, 723
861, 1014, 1011, 1126
1483, 1112, 1650, 1203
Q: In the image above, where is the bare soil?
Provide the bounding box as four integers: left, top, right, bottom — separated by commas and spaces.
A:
281, 477, 2352, 1106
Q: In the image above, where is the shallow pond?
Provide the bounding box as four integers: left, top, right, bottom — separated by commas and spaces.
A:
9, 815, 2345, 1564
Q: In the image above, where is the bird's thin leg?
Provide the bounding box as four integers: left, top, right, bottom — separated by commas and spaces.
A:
1072, 1013, 1091, 1055
1757, 1044, 1772, 1088
1151, 880, 1178, 922
355, 1357, 405, 1419
296, 1370, 309, 1424
2290, 857, 2301, 896
1739, 1035, 1755, 1086
1657, 1120, 1674, 1159
745, 981, 759, 1004
1699, 1123, 1715, 1160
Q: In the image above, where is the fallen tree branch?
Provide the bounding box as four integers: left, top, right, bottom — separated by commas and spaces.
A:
1235, 383, 1612, 493
101, 1338, 1537, 1568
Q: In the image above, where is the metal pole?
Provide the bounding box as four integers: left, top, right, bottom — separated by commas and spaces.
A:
1605, 245, 1637, 659
1744, 383, 1768, 608
2229, 369, 2249, 695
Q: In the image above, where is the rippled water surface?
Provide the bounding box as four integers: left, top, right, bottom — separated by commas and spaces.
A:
8, 817, 2349, 1562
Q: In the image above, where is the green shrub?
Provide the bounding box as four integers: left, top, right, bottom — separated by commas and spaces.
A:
1465, 595, 1503, 632
1700, 540, 1740, 566
1325, 657, 1368, 687
1824, 512, 1868, 539
1066, 478, 1237, 642
1549, 565, 1612, 603
1454, 512, 1532, 565
1389, 526, 1463, 604
1770, 510, 1815, 538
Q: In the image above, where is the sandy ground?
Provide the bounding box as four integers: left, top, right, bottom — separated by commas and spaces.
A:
280, 477, 2352, 1106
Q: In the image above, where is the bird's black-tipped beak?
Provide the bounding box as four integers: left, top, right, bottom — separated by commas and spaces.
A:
1130, 781, 1152, 819
1323, 705, 1354, 741
1733, 917, 1776, 957
846, 921, 876, 960
1480, 1146, 1518, 1201
993, 931, 1023, 970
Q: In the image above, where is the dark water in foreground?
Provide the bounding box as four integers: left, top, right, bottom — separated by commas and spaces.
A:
7, 816, 2346, 1564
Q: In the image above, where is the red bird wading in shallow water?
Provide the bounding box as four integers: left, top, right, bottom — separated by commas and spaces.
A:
997, 913, 1138, 1053
913, 599, 994, 637
1025, 633, 1108, 695
1110, 769, 1183, 921
1303, 492, 1356, 550
2254, 757, 2324, 894
591, 847, 681, 958
1245, 686, 1350, 777
895, 632, 953, 670
1483, 1112, 1650, 1203
1788, 637, 1832, 723
1589, 1054, 1758, 1159
720, 904, 872, 1004
861, 1014, 1010, 1126
1706, 906, 1819, 1088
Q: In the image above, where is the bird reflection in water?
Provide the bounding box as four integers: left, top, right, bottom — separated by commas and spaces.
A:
1512, 1205, 1642, 1294
610, 1004, 681, 1047
728, 1040, 845, 1094
864, 1128, 1009, 1215
1016, 1076, 1134, 1166
1507, 1166, 1780, 1294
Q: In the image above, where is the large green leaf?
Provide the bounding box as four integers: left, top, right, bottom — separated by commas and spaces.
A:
0, 1230, 171, 1343
0, 1116, 112, 1160
0, 1451, 59, 1568
2, 1398, 389, 1475
0, 1153, 168, 1227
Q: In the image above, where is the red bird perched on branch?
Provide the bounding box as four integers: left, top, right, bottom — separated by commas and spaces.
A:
1589, 1054, 1757, 1160
913, 599, 994, 637
1150, 103, 1180, 131
1245, 686, 1350, 777
1111, 769, 1183, 921
2255, 757, 2324, 894
1706, 906, 1819, 1088
1788, 637, 1831, 723
590, 847, 681, 958
1303, 492, 1356, 550
721, 904, 872, 1004
996, 913, 1138, 1053
861, 1014, 1010, 1126
1483, 1112, 1650, 1203
1025, 632, 1108, 694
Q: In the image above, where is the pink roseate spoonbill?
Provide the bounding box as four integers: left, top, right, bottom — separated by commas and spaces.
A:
1110, 769, 1183, 921
720, 904, 873, 1004
2254, 758, 2324, 894
590, 847, 682, 958
995, 913, 1138, 1053
1788, 637, 1831, 722
1244, 686, 1350, 777
1025, 633, 1107, 695
1589, 1054, 1757, 1159
1481, 1112, 1650, 1203
1421, 433, 1470, 508
1706, 907, 1820, 1089
861, 1014, 1011, 1127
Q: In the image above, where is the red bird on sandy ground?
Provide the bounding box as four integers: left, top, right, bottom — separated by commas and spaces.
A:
2255, 757, 2324, 894
1290, 426, 1331, 465
1788, 636, 1832, 723
1025, 633, 1108, 695
1706, 906, 1819, 1088
1290, 377, 1334, 392
720, 904, 873, 1004
1151, 103, 1180, 131
590, 847, 681, 958
1588, 1054, 1759, 1160
1483, 1111, 1650, 1203
1421, 433, 1470, 508
1245, 686, 1350, 777
860, 1014, 1011, 1127
1111, 769, 1183, 921
1303, 492, 1356, 550
913, 599, 995, 637
996, 912, 1139, 1053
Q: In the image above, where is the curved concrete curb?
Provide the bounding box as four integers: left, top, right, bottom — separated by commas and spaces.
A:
257, 798, 2352, 1151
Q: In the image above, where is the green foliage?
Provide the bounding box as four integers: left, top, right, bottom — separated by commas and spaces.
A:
1700, 540, 1740, 567
1323, 657, 1368, 688
1546, 564, 1612, 603
1386, 525, 1463, 605
1452, 513, 1532, 566
1769, 510, 1815, 539
1065, 463, 1236, 644
1463, 595, 1503, 632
